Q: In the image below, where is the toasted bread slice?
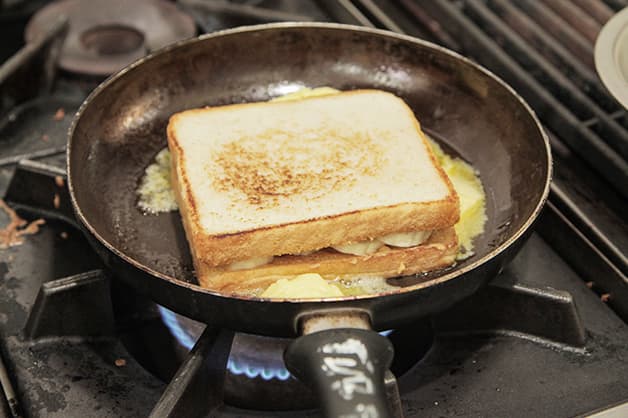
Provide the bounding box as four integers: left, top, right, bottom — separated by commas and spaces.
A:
168, 89, 459, 267
197, 227, 458, 293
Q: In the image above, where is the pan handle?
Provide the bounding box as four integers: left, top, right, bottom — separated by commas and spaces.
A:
285, 328, 394, 418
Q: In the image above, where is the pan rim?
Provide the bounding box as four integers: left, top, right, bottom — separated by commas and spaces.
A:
67, 22, 552, 304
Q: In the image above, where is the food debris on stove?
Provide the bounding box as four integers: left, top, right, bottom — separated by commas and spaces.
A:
41, 134, 49, 142
60, 231, 69, 239
54, 176, 64, 187
114, 358, 127, 367
0, 199, 45, 249
53, 193, 60, 209
53, 107, 65, 121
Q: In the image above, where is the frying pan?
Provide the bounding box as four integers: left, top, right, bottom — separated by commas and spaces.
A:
67, 23, 551, 417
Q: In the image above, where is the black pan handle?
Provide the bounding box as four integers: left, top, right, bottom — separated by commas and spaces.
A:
285, 328, 394, 418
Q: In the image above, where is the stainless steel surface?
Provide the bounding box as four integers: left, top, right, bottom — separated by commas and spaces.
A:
300, 311, 372, 335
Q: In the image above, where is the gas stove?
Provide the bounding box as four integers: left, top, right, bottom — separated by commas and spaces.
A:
1, 1, 627, 417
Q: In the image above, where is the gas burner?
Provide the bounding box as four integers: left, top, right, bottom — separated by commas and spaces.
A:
24, 0, 196, 76
115, 293, 432, 411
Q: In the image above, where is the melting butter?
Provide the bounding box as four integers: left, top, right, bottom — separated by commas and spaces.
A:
260, 273, 400, 299
332, 276, 398, 296
270, 87, 341, 102
261, 273, 343, 298
137, 148, 178, 214
428, 139, 487, 260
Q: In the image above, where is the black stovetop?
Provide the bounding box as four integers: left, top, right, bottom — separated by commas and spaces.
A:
1, 1, 627, 417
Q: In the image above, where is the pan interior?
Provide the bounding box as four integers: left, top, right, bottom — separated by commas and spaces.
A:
69, 26, 549, 294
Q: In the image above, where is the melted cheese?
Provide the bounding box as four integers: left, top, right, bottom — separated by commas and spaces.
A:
332, 230, 432, 255
379, 230, 432, 247
332, 240, 384, 256
228, 256, 274, 271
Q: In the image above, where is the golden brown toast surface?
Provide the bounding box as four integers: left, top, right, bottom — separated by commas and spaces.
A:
168, 89, 459, 267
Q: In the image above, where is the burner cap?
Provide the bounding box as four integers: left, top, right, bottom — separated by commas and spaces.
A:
25, 0, 196, 76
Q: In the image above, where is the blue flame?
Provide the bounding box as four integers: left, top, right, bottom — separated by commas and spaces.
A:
227, 358, 291, 381
158, 305, 392, 382
158, 305, 196, 350
157, 305, 291, 381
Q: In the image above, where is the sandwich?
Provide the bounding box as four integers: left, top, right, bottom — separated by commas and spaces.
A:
167, 89, 460, 295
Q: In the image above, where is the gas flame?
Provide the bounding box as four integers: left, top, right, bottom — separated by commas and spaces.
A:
157, 305, 291, 381
158, 306, 392, 382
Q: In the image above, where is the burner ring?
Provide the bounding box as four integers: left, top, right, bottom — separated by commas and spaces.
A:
25, 0, 196, 77
80, 24, 146, 57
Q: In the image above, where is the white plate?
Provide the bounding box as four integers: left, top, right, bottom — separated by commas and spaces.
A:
595, 7, 628, 109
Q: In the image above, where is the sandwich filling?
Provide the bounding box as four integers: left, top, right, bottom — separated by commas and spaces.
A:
226, 230, 433, 269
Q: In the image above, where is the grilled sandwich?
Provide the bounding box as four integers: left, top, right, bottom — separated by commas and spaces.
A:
167, 89, 460, 294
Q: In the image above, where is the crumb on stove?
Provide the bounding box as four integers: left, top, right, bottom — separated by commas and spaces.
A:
53, 193, 60, 209
0, 199, 46, 249
54, 176, 64, 188
114, 358, 126, 367
60, 231, 68, 239
53, 108, 65, 121
601, 293, 611, 302
41, 134, 49, 142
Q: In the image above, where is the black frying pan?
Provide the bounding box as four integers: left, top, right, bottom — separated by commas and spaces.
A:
67, 23, 551, 417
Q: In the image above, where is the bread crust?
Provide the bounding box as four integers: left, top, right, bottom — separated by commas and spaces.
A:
168, 89, 460, 267
196, 227, 458, 293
